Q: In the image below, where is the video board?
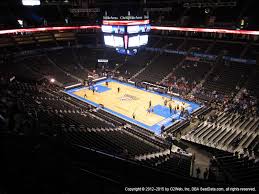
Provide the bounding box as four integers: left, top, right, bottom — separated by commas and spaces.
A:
102, 16, 150, 54
104, 35, 124, 48
128, 34, 148, 48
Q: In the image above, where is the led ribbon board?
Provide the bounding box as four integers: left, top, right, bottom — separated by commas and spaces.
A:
151, 26, 259, 35
0, 26, 258, 36
0, 26, 100, 35
102, 20, 150, 26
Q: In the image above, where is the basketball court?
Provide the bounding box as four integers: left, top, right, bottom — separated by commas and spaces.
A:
65, 79, 201, 134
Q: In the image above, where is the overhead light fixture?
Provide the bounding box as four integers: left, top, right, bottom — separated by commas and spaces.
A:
22, 0, 41, 6
17, 19, 24, 27
205, 8, 210, 14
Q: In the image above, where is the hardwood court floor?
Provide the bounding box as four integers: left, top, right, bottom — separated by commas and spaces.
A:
73, 81, 189, 127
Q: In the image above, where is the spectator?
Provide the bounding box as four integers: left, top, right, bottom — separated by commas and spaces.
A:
196, 167, 201, 178
204, 168, 209, 180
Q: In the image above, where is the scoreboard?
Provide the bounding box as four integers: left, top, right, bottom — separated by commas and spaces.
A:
101, 24, 151, 35
101, 25, 125, 34
101, 16, 150, 55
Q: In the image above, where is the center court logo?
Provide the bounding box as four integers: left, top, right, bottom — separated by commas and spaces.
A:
119, 94, 138, 101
